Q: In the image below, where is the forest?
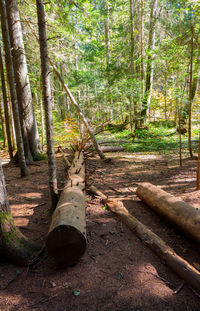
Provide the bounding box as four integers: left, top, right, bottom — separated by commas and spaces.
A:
0, 0, 200, 310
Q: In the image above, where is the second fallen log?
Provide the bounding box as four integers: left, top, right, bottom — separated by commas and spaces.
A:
136, 182, 200, 243
46, 150, 86, 266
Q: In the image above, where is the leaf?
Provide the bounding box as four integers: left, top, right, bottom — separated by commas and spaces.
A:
73, 290, 80, 296
102, 206, 107, 210
118, 272, 124, 279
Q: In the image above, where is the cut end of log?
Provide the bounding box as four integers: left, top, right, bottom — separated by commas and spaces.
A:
46, 224, 86, 267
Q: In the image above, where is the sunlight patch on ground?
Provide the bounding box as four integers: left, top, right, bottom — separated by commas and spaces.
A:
19, 192, 42, 199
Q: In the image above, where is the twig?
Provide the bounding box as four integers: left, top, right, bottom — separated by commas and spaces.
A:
1, 271, 21, 290
173, 280, 184, 295
85, 169, 96, 183
137, 270, 175, 289
28, 202, 46, 209
109, 186, 123, 195
28, 293, 60, 308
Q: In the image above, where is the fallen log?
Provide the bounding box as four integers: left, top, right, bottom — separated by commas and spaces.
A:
89, 185, 200, 294
100, 146, 124, 152
46, 150, 86, 266
136, 182, 200, 243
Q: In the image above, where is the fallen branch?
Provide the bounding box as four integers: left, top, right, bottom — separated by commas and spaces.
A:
89, 185, 200, 294
23, 16, 105, 161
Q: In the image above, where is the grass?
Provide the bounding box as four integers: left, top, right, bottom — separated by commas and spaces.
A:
98, 122, 200, 155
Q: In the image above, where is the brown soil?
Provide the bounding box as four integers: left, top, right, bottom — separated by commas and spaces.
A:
0, 151, 200, 311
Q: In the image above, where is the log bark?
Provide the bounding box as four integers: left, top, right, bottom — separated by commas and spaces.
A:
46, 150, 86, 266
136, 182, 200, 243
90, 185, 200, 294
100, 146, 124, 152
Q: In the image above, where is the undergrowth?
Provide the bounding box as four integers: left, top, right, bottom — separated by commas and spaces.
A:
99, 122, 199, 155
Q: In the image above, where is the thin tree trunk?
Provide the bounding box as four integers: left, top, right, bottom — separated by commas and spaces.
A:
6, 0, 41, 161
141, 0, 157, 122
0, 0, 28, 176
0, 48, 13, 160
9, 100, 17, 150
140, 0, 144, 96
0, 99, 6, 148
36, 0, 58, 208
104, 0, 111, 106
188, 25, 194, 158
197, 133, 200, 190
130, 0, 135, 75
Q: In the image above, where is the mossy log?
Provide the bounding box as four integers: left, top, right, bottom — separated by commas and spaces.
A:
46, 150, 86, 266
89, 185, 200, 294
136, 182, 200, 243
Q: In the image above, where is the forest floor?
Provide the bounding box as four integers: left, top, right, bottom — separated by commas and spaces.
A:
0, 148, 200, 311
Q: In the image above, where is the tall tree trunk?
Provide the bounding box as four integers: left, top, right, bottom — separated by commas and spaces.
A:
0, 99, 6, 148
0, 48, 13, 160
6, 0, 41, 161
104, 0, 111, 106
36, 0, 58, 208
130, 0, 135, 75
140, 0, 144, 96
0, 0, 28, 176
0, 160, 38, 265
188, 25, 194, 158
9, 100, 17, 150
141, 0, 157, 123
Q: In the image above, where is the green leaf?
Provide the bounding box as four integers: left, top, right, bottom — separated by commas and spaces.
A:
118, 272, 124, 279
102, 206, 107, 210
73, 290, 80, 296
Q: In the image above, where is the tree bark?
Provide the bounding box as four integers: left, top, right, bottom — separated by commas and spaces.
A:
0, 99, 6, 148
197, 133, 200, 190
100, 146, 124, 152
0, 0, 28, 176
136, 182, 200, 243
90, 185, 200, 294
36, 0, 58, 208
46, 150, 86, 266
0, 48, 13, 160
6, 0, 41, 161
188, 25, 195, 158
0, 160, 38, 265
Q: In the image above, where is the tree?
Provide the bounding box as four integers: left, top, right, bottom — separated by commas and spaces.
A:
36, 0, 58, 208
0, 48, 13, 161
141, 0, 158, 123
6, 0, 41, 162
0, 0, 28, 177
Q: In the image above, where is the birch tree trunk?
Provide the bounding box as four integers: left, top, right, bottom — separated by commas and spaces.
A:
0, 0, 28, 176
36, 0, 58, 208
6, 0, 41, 161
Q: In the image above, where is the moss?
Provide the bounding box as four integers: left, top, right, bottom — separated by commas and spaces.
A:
34, 153, 48, 161
0, 212, 21, 247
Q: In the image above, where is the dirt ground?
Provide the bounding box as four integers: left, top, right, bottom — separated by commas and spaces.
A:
0, 150, 200, 311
